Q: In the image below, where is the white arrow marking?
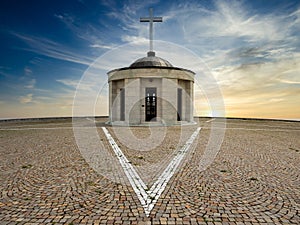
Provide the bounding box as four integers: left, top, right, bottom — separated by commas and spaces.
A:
102, 127, 201, 216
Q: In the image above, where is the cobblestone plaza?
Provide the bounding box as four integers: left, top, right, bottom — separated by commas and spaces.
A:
0, 118, 299, 224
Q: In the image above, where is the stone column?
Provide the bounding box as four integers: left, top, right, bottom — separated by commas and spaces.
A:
109, 81, 112, 122
162, 78, 177, 124
125, 78, 141, 124
188, 80, 194, 122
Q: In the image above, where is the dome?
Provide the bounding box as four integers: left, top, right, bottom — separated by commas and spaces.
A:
130, 51, 173, 68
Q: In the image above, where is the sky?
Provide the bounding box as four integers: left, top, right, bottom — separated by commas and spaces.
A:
0, 0, 299, 120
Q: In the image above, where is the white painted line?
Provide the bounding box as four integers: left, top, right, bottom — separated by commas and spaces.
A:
146, 127, 201, 213
102, 127, 149, 209
205, 118, 216, 123
102, 126, 201, 217
86, 118, 95, 122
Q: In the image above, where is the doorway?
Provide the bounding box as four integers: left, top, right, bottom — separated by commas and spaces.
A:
177, 88, 182, 121
145, 88, 157, 121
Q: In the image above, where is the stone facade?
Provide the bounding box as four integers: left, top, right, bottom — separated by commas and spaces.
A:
107, 55, 195, 126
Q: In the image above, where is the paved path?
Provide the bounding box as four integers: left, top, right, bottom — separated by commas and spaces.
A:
0, 118, 299, 224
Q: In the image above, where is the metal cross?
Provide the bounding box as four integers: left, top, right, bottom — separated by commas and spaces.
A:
140, 8, 162, 54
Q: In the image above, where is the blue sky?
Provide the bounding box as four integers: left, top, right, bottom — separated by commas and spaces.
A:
0, 0, 299, 119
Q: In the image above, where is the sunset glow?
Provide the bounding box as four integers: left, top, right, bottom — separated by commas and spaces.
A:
0, 0, 299, 120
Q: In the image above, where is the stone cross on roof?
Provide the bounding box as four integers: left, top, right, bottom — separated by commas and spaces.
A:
140, 8, 162, 57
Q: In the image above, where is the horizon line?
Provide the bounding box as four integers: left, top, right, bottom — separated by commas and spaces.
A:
0, 116, 299, 123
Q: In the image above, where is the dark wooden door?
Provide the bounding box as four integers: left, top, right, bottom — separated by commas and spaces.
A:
145, 88, 157, 121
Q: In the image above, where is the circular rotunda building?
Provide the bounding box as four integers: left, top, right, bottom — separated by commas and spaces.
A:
107, 51, 195, 126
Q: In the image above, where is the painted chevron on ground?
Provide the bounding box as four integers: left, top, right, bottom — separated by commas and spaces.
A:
102, 127, 201, 216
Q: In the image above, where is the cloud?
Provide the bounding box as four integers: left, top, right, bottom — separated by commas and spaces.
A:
278, 79, 300, 85
19, 94, 33, 104
90, 44, 116, 49
20, 66, 36, 89
54, 11, 124, 51
56, 67, 108, 92
215, 55, 300, 92
157, 0, 300, 67
102, 0, 162, 41
55, 13, 102, 44
121, 35, 148, 43
209, 54, 300, 118
180, 0, 287, 43
289, 8, 300, 28
11, 32, 93, 66
24, 79, 36, 89
24, 67, 32, 75
3, 0, 299, 120
0, 66, 14, 79
56, 79, 79, 89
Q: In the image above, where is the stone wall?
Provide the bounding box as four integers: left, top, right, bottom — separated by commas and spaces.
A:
108, 67, 194, 125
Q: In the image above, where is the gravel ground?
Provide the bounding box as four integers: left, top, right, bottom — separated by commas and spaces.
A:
0, 117, 299, 224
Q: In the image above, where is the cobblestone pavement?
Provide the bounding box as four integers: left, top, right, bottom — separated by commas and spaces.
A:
0, 118, 299, 224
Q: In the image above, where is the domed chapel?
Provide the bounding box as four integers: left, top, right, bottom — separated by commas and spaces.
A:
107, 9, 195, 125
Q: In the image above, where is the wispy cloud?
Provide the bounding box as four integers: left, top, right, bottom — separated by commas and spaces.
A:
2, 0, 299, 119
24, 67, 32, 76
214, 56, 300, 91
278, 79, 300, 85
11, 32, 93, 66
90, 44, 116, 49
0, 66, 14, 79
54, 13, 104, 45
56, 79, 79, 89
24, 79, 36, 89
19, 93, 33, 104
102, 0, 162, 40
178, 0, 292, 43
211, 1, 284, 41
209, 55, 300, 118
121, 35, 148, 43
160, 0, 300, 65
21, 66, 36, 89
